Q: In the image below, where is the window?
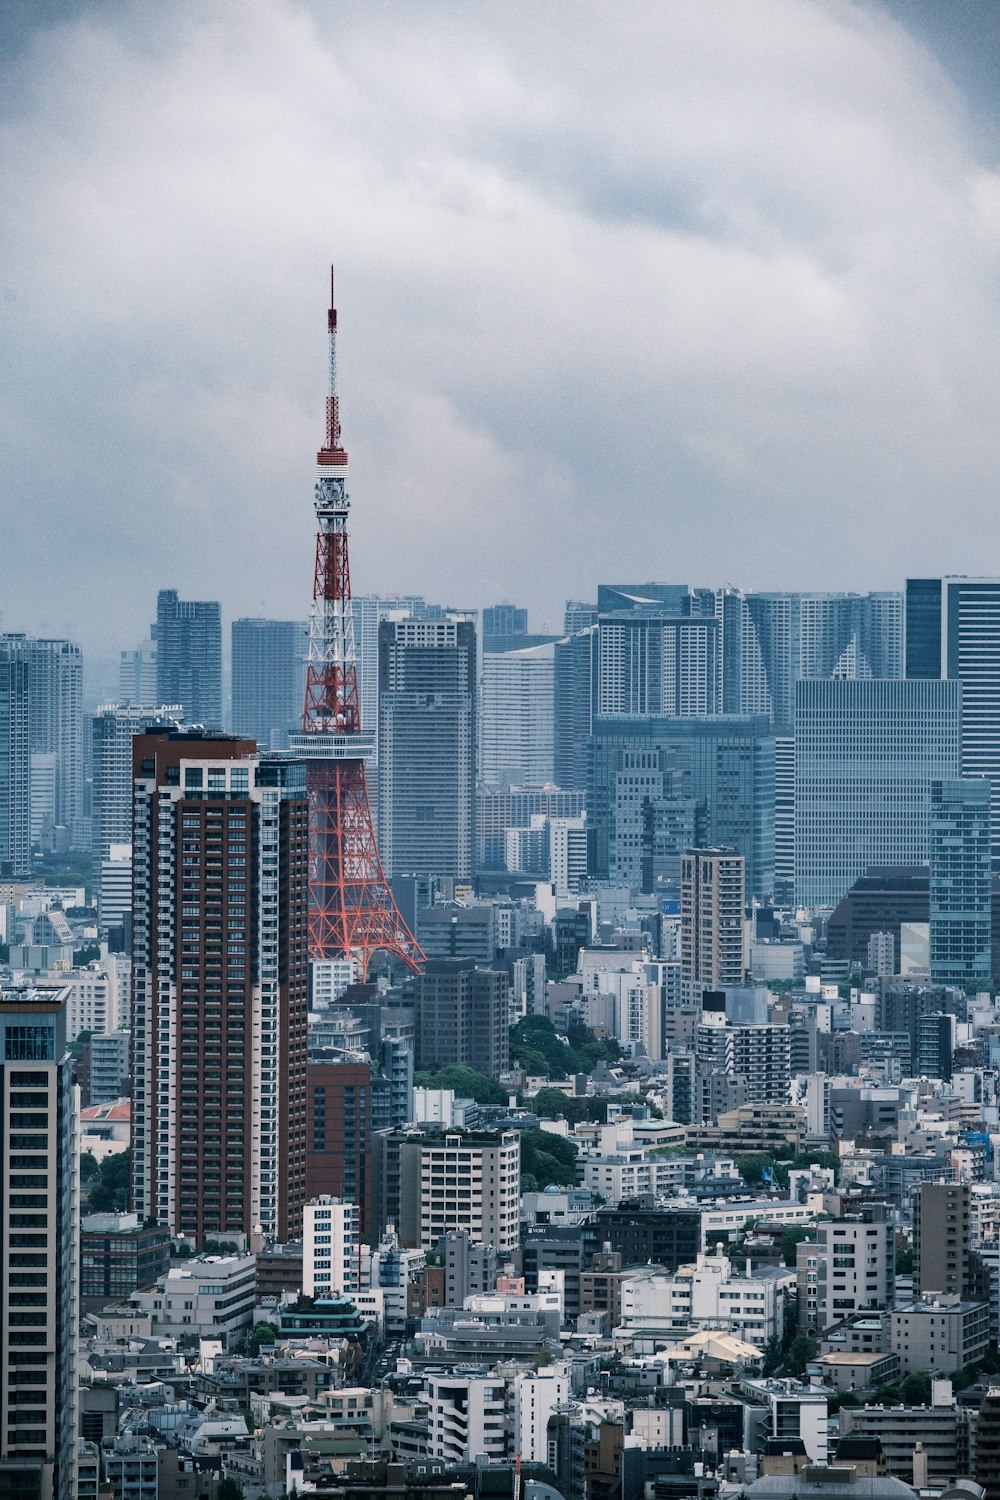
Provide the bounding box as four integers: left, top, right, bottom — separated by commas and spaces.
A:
4, 1028, 54, 1062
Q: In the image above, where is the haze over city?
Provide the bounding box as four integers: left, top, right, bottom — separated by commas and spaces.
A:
5, 0, 1000, 690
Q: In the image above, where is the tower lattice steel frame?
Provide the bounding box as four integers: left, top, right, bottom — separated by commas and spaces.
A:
291, 269, 423, 976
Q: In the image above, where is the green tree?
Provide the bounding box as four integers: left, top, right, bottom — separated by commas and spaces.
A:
519, 1130, 578, 1188
87, 1148, 131, 1213
895, 1243, 913, 1275
80, 1151, 100, 1183
532, 1087, 578, 1120
215, 1480, 246, 1500
786, 1336, 817, 1376
412, 1066, 507, 1105
779, 1228, 816, 1266
901, 1371, 932, 1405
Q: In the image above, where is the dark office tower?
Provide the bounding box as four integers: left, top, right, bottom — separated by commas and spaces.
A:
155, 588, 222, 728
916, 1010, 954, 1081
231, 618, 308, 750
131, 730, 308, 1247
377, 616, 477, 880
913, 1181, 970, 1298
482, 604, 528, 642
0, 982, 79, 1498
411, 959, 510, 1078
906, 577, 1000, 867
23, 637, 84, 846
0, 638, 30, 877
554, 625, 596, 792
929, 778, 992, 987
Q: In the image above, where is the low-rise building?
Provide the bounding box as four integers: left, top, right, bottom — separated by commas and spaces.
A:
888, 1298, 990, 1375
127, 1255, 257, 1346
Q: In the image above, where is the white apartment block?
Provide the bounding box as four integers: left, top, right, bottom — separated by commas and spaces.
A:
618, 1254, 790, 1347
424, 1372, 507, 1463
41, 963, 123, 1041
398, 1131, 521, 1253
512, 1366, 570, 1464
99, 842, 132, 930
303, 1197, 359, 1297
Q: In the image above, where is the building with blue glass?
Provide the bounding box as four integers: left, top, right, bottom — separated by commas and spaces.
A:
794, 678, 962, 910
929, 777, 992, 987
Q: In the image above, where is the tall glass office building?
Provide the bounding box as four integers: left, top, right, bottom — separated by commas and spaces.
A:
906, 577, 1000, 867
794, 679, 962, 909
588, 714, 775, 898
929, 778, 992, 987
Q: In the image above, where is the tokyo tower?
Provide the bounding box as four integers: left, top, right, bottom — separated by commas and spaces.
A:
289, 269, 423, 976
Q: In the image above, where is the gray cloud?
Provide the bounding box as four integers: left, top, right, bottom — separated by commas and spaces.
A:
2, 0, 1000, 682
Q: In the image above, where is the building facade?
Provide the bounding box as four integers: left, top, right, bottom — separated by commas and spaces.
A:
794, 679, 962, 909
929, 778, 992, 987
0, 637, 31, 878
681, 848, 747, 1001
411, 960, 510, 1079
155, 589, 222, 728
0, 983, 79, 1499
480, 640, 555, 788
91, 704, 182, 861
231, 617, 308, 750
397, 1130, 521, 1252
130, 731, 308, 1246
377, 616, 477, 879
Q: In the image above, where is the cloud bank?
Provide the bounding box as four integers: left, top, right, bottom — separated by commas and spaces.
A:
3, 0, 1000, 669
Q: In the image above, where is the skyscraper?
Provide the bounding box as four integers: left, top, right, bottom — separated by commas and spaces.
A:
24, 637, 83, 845
231, 617, 308, 749
91, 703, 183, 860
378, 615, 477, 879
482, 604, 528, 641
929, 778, 992, 988
906, 577, 1000, 866
553, 625, 596, 792
913, 1181, 970, 1298
0, 637, 31, 877
155, 589, 222, 728
480, 639, 555, 787
0, 982, 79, 1498
741, 591, 904, 729
131, 730, 308, 1246
680, 848, 746, 1001
794, 679, 962, 909
589, 714, 775, 898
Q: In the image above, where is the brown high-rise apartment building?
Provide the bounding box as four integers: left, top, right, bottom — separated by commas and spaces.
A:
131, 731, 308, 1247
412, 959, 510, 1078
681, 847, 747, 1002
913, 1180, 970, 1298
305, 1059, 373, 1234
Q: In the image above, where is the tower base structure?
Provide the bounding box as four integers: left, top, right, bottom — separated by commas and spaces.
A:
305, 756, 423, 975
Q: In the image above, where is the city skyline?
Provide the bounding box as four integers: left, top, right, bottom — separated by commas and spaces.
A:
6, 3, 1000, 662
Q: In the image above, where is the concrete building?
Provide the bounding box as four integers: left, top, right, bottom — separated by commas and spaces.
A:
98, 842, 132, 934
512, 1366, 570, 1464
423, 1372, 507, 1464
681, 848, 747, 1002
129, 1254, 257, 1345
795, 678, 962, 910
155, 588, 222, 728
913, 1181, 970, 1299
304, 1059, 372, 1233
888, 1297, 990, 1374
397, 1130, 521, 1253
90, 704, 182, 861
814, 1219, 894, 1333
378, 615, 477, 880
79, 1212, 170, 1309
130, 731, 308, 1246
411, 960, 510, 1079
0, 983, 79, 1498
415, 904, 497, 963
23, 637, 84, 847
88, 1031, 131, 1105
231, 617, 309, 750
303, 1196, 360, 1297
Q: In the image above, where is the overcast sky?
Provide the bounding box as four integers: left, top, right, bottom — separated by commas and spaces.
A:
4, 0, 1000, 689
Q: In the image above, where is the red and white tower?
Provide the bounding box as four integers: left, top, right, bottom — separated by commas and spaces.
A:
290, 269, 423, 976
